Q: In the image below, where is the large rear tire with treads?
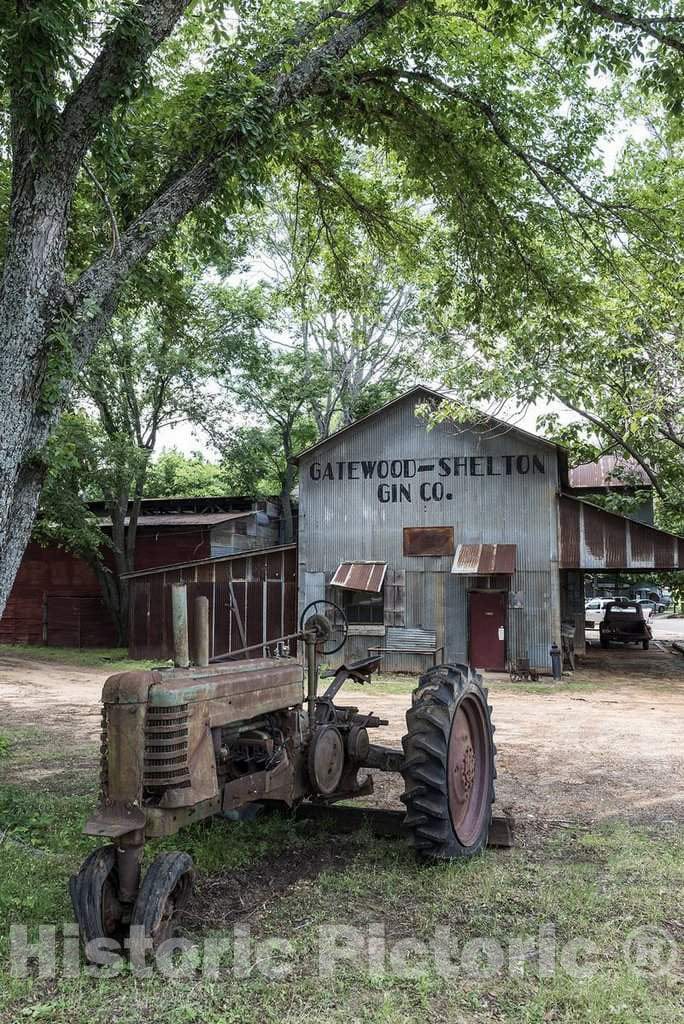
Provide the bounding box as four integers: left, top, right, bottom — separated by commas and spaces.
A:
400, 664, 496, 860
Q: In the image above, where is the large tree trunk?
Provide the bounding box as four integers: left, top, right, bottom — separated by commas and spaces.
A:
278, 460, 297, 545
0, 0, 411, 620
0, 158, 72, 618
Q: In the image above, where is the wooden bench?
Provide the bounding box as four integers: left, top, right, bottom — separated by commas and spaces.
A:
368, 627, 444, 667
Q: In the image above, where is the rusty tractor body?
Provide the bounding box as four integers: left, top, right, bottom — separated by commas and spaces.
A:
71, 610, 496, 952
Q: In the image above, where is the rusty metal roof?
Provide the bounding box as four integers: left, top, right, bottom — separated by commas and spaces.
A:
331, 561, 387, 592
569, 456, 651, 490
451, 544, 517, 575
98, 512, 254, 529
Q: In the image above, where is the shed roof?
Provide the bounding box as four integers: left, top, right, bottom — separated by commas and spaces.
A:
120, 542, 297, 579
98, 511, 254, 529
569, 456, 652, 490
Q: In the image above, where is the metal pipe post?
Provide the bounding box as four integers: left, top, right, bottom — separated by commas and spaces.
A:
305, 632, 318, 726
172, 583, 190, 668
195, 595, 209, 667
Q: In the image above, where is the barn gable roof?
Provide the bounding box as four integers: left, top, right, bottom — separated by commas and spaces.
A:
295, 385, 562, 462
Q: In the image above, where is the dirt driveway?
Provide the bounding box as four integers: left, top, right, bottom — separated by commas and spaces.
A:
1, 646, 683, 826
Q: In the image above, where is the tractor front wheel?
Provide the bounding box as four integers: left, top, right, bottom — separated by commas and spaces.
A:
401, 664, 495, 860
130, 852, 194, 948
70, 845, 126, 953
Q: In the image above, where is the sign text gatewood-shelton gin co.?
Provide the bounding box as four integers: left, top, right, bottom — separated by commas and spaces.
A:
309, 454, 546, 503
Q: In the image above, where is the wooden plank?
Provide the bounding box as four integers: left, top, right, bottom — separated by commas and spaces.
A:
295, 804, 514, 848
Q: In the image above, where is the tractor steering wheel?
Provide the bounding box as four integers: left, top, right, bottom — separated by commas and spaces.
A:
300, 600, 348, 656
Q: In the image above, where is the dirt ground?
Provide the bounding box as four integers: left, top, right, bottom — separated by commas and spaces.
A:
1, 645, 683, 826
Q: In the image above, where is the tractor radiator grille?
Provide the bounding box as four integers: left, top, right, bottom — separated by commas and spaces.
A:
144, 704, 191, 790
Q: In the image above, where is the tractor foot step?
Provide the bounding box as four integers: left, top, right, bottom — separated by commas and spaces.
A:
295, 804, 514, 848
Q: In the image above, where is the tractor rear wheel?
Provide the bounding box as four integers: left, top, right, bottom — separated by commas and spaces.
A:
400, 664, 495, 860
130, 852, 194, 948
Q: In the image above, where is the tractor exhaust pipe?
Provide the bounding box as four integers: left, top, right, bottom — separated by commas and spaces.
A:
172, 583, 190, 668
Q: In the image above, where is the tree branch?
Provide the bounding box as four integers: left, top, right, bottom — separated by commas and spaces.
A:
581, 1, 684, 54
68, 0, 412, 362
59, 0, 192, 175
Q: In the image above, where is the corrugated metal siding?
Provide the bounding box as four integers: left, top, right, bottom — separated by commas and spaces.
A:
0, 542, 115, 646
298, 393, 561, 672
558, 496, 680, 570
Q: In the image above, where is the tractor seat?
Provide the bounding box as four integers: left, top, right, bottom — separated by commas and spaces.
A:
320, 656, 383, 681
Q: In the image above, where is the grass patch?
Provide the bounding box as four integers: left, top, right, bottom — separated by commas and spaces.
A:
342, 672, 416, 697
0, 644, 157, 672
0, 769, 681, 1024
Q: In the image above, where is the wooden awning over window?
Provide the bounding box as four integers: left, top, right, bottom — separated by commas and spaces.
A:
451, 544, 517, 575
331, 561, 387, 593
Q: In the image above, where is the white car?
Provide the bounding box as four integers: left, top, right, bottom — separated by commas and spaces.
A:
584, 598, 614, 629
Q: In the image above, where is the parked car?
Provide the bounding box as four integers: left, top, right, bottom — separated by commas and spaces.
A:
637, 599, 657, 619
585, 598, 617, 628
599, 601, 652, 650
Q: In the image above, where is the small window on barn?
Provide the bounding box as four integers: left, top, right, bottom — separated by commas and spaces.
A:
341, 588, 385, 625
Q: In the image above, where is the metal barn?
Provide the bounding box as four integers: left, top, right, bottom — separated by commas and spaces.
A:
296, 387, 683, 674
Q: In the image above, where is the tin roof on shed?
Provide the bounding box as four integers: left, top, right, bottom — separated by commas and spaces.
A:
569, 456, 652, 490
98, 511, 254, 529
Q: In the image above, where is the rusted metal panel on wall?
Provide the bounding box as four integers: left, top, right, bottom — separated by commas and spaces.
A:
653, 531, 674, 569
629, 521, 654, 567
403, 527, 454, 557
46, 595, 118, 648
582, 503, 606, 564
605, 517, 627, 568
559, 498, 580, 568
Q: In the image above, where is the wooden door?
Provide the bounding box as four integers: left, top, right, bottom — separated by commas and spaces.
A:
469, 590, 506, 671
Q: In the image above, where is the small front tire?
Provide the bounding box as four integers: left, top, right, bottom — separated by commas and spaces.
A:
131, 852, 194, 948
70, 845, 125, 953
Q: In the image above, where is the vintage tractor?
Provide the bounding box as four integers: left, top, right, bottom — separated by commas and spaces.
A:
71, 602, 496, 949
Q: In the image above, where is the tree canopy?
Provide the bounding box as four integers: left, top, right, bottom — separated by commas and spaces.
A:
2, 0, 684, 614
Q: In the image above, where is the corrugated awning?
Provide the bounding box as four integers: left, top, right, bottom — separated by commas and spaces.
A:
451, 544, 517, 575
331, 561, 387, 593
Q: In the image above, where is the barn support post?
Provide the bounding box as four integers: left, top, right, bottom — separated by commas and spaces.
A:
172, 583, 190, 668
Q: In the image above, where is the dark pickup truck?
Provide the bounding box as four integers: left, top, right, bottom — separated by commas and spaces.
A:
599, 601, 652, 650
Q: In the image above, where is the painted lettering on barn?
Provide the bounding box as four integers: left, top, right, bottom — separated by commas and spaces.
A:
309, 454, 545, 503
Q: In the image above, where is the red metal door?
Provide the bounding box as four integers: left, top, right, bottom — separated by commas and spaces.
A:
469, 591, 506, 671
